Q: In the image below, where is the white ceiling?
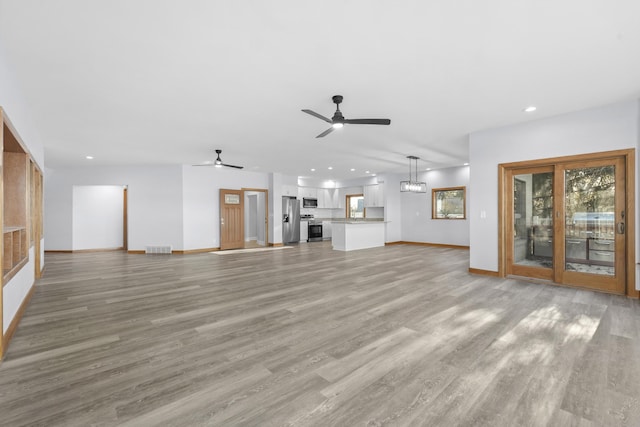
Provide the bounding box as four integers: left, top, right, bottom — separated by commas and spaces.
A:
1, 1, 639, 180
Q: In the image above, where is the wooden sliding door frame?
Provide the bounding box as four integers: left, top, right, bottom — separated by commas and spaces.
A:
498, 149, 637, 297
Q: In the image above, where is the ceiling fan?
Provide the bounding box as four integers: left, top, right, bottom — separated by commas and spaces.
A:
193, 149, 244, 169
302, 95, 391, 138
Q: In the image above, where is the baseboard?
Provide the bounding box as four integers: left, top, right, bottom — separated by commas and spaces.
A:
386, 241, 470, 250
127, 250, 145, 254
1, 282, 36, 360
174, 248, 219, 254
269, 243, 284, 247
44, 250, 73, 254
71, 247, 124, 253
469, 268, 500, 277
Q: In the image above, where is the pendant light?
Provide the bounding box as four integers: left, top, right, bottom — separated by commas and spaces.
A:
400, 155, 427, 193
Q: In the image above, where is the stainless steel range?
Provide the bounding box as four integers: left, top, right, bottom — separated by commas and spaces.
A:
308, 220, 323, 242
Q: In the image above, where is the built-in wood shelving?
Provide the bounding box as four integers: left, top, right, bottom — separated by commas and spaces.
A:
1, 106, 44, 360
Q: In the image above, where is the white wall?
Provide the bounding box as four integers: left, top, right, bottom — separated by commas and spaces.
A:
72, 185, 124, 250
400, 166, 470, 246
379, 173, 401, 242
3, 248, 35, 334
0, 43, 44, 168
469, 100, 639, 275
181, 165, 270, 250
46, 166, 183, 251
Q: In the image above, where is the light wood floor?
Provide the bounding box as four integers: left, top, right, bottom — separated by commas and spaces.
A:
1, 242, 639, 426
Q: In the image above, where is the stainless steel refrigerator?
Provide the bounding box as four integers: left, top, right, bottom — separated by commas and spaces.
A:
282, 196, 300, 244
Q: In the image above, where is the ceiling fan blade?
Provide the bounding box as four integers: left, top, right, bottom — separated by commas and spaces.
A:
343, 118, 391, 125
222, 163, 244, 169
302, 109, 333, 124
316, 127, 335, 138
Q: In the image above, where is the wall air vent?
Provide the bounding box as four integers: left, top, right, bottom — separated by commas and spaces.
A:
145, 245, 173, 254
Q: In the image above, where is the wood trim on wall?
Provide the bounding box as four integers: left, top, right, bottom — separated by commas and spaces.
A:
626, 154, 638, 298
0, 108, 4, 358
174, 248, 219, 254
469, 268, 500, 277
386, 241, 470, 250
69, 247, 124, 253
1, 283, 35, 359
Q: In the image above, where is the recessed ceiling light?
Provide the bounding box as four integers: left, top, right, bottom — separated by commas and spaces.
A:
86, 156, 94, 160
310, 168, 315, 172
426, 168, 431, 171
523, 106, 537, 113
350, 168, 355, 172
328, 166, 333, 170
365, 170, 370, 174
464, 162, 469, 166
371, 174, 376, 177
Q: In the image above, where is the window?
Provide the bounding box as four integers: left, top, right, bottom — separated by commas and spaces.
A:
346, 194, 365, 219
432, 187, 466, 219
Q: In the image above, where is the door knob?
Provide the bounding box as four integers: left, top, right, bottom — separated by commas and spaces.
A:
617, 222, 625, 234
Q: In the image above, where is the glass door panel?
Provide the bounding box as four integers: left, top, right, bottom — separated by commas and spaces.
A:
507, 167, 554, 280
559, 157, 625, 294
564, 165, 615, 276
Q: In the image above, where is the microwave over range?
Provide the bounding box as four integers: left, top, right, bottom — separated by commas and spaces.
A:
302, 197, 318, 208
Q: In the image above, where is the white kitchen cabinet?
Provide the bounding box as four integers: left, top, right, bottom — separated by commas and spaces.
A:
300, 220, 308, 242
317, 188, 338, 209
298, 187, 317, 199
282, 185, 298, 197
322, 221, 332, 240
364, 184, 384, 207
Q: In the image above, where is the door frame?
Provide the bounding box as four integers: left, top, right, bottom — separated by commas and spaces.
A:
498, 148, 638, 297
241, 188, 269, 247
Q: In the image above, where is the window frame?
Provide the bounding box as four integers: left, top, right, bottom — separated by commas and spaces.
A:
431, 186, 466, 220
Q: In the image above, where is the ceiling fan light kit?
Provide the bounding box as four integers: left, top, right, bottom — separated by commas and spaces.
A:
193, 149, 244, 169
302, 95, 391, 138
400, 155, 427, 193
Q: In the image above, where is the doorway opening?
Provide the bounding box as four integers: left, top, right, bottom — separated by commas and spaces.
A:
71, 185, 128, 252
244, 188, 268, 248
499, 149, 635, 296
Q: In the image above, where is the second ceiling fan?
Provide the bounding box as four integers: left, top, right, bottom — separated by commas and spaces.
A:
302, 95, 391, 138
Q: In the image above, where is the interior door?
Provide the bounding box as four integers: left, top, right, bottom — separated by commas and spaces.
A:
505, 155, 627, 294
220, 189, 244, 250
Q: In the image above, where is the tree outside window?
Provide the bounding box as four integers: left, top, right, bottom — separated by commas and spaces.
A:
432, 187, 466, 219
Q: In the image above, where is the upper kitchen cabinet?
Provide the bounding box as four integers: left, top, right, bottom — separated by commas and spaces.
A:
317, 188, 338, 209
282, 185, 298, 197
364, 184, 384, 207
298, 187, 317, 200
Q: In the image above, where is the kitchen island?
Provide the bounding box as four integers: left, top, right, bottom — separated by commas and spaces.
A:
331, 220, 385, 251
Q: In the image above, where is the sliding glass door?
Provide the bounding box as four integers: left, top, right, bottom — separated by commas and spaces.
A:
505, 155, 627, 294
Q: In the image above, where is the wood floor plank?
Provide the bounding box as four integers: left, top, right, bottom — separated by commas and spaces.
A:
0, 242, 638, 426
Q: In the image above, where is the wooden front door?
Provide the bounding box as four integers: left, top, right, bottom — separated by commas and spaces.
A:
220, 189, 244, 250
